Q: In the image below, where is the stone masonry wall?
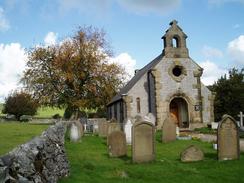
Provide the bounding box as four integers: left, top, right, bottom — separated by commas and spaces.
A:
0, 122, 69, 183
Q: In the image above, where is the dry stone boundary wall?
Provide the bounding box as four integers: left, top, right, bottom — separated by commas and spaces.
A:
0, 122, 70, 183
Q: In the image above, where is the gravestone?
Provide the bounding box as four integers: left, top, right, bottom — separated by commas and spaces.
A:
124, 119, 133, 144
144, 113, 156, 125
134, 115, 143, 123
107, 131, 127, 157
98, 121, 108, 137
180, 145, 204, 162
132, 121, 155, 163
162, 115, 177, 143
107, 122, 121, 136
238, 111, 243, 127
217, 115, 240, 160
70, 122, 81, 142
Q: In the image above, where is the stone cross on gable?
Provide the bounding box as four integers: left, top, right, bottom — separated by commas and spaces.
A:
238, 111, 243, 127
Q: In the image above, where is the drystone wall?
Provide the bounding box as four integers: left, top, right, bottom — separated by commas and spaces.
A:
0, 122, 69, 183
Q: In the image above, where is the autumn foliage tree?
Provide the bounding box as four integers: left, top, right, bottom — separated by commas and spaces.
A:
22, 27, 126, 117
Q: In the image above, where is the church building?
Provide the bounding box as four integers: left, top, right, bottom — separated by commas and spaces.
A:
107, 20, 215, 129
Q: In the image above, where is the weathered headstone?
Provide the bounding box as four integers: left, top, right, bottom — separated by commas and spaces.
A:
107, 131, 127, 157
162, 115, 177, 143
107, 122, 121, 136
217, 115, 240, 160
144, 113, 156, 125
70, 122, 81, 142
180, 145, 204, 162
124, 119, 133, 144
98, 121, 108, 137
75, 121, 84, 137
132, 121, 155, 163
134, 115, 143, 123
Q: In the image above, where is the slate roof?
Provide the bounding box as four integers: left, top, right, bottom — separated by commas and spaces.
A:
108, 53, 163, 105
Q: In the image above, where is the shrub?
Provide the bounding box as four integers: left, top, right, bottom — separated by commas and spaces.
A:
2, 91, 38, 121
52, 113, 61, 119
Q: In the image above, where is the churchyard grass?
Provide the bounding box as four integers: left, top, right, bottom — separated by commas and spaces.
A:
0, 122, 49, 155
60, 132, 244, 183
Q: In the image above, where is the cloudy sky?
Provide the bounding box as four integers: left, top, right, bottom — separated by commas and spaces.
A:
0, 0, 244, 101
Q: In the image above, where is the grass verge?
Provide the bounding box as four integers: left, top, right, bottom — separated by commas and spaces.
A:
0, 122, 49, 155
59, 133, 244, 183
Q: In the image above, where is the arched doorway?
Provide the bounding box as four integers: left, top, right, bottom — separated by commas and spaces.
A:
169, 97, 189, 128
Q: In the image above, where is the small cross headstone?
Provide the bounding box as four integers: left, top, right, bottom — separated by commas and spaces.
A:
162, 115, 177, 143
217, 115, 240, 160
132, 121, 155, 163
238, 111, 243, 127
107, 131, 127, 157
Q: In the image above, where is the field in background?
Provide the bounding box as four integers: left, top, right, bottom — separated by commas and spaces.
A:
60, 134, 244, 183
0, 103, 64, 118
0, 122, 49, 155
35, 106, 65, 118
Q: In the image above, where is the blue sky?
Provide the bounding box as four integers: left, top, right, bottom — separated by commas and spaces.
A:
0, 0, 244, 101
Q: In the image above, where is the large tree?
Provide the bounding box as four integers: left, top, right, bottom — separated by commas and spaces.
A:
22, 27, 126, 117
2, 91, 38, 120
210, 68, 244, 121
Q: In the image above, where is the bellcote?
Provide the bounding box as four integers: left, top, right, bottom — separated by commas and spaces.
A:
162, 20, 189, 58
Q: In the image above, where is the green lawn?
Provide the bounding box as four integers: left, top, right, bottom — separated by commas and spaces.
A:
0, 103, 64, 118
34, 106, 64, 118
60, 134, 244, 183
0, 122, 49, 155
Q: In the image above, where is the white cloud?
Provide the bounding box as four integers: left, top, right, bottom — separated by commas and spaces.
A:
202, 46, 223, 58
0, 7, 10, 31
108, 53, 137, 81
0, 43, 27, 102
44, 32, 58, 46
227, 35, 244, 66
200, 60, 228, 85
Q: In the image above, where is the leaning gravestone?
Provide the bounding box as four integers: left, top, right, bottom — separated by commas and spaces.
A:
180, 145, 204, 162
107, 122, 121, 136
107, 131, 127, 157
98, 121, 108, 137
132, 121, 155, 163
162, 115, 177, 143
217, 115, 240, 160
124, 119, 133, 144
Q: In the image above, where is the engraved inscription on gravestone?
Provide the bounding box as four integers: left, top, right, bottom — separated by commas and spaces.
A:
132, 121, 155, 163
217, 115, 240, 160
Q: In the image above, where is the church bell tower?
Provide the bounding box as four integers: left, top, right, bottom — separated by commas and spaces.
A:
162, 20, 189, 58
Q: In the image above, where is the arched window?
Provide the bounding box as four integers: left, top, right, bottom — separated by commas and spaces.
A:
172, 37, 179, 48
136, 97, 141, 113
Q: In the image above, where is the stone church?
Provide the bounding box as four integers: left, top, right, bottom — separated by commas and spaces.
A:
107, 20, 215, 129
